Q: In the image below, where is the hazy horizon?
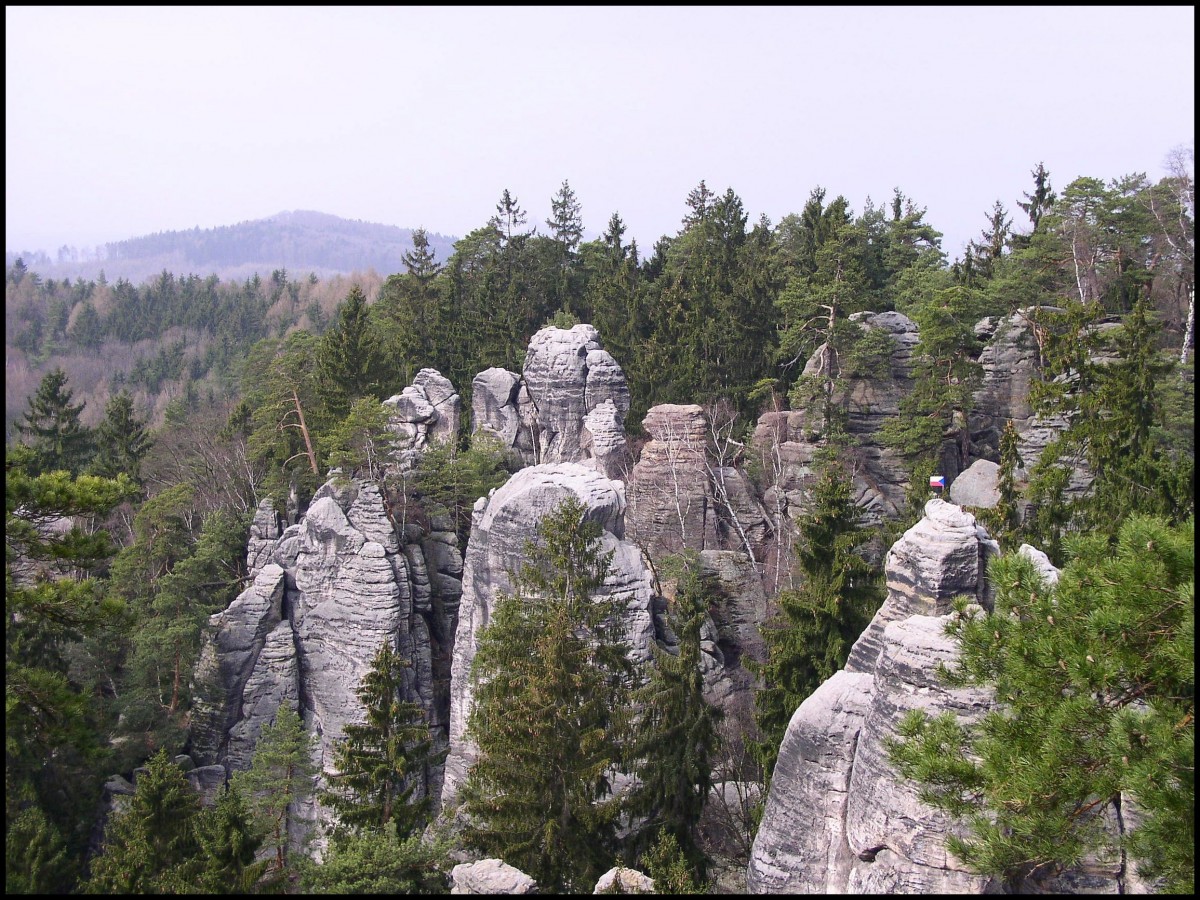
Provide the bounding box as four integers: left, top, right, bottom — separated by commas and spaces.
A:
7, 6, 1194, 264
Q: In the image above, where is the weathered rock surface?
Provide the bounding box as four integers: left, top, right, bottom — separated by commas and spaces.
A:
750, 312, 937, 532
450, 858, 538, 894
625, 403, 718, 556
383, 367, 461, 471
594, 866, 655, 893
845, 499, 997, 675
580, 398, 630, 480
472, 326, 631, 470
969, 307, 1055, 458
948, 458, 1001, 508
191, 476, 463, 813
748, 501, 1142, 894
471, 366, 536, 458
441, 463, 658, 809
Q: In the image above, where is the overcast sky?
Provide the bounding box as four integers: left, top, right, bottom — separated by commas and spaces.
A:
6, 6, 1194, 264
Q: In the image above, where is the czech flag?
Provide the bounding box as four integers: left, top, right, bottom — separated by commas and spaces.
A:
929, 475, 945, 490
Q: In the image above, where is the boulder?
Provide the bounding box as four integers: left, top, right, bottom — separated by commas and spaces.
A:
948, 458, 1001, 509
450, 858, 538, 894
594, 866, 655, 893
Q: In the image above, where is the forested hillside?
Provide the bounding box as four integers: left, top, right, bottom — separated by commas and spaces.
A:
4, 210, 457, 287
6, 164, 1194, 894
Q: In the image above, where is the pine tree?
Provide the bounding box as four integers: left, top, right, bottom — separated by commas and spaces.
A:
887, 515, 1193, 892
624, 553, 721, 880
1015, 161, 1057, 242
232, 705, 318, 875
460, 497, 631, 892
84, 749, 202, 893
16, 368, 94, 476
321, 641, 439, 839
6, 445, 137, 881
752, 456, 885, 780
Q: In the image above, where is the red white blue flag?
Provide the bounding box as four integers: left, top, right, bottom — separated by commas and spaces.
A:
929, 475, 945, 489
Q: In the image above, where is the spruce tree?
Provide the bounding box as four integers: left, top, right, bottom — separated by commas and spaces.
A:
321, 641, 439, 839
16, 367, 94, 476
624, 553, 721, 880
84, 749, 202, 893
89, 389, 152, 484
752, 456, 885, 780
192, 783, 271, 893
460, 497, 631, 892
887, 515, 1193, 892
316, 285, 388, 416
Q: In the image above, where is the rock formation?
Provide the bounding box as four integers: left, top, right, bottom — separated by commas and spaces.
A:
750, 311, 930, 530
191, 476, 463, 811
625, 403, 771, 561
471, 325, 631, 474
747, 501, 1146, 894
383, 367, 461, 471
440, 462, 658, 808
450, 858, 538, 894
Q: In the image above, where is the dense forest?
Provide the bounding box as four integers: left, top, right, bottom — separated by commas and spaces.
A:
6, 157, 1194, 893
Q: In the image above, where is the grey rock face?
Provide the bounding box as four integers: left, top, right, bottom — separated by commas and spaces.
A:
948, 458, 1001, 509
383, 368, 461, 471
522, 324, 632, 465
441, 463, 657, 809
698, 549, 769, 704
192, 475, 464, 814
748, 501, 1001, 894
594, 867, 655, 893
580, 398, 630, 480
750, 312, 930, 532
625, 404, 718, 557
748, 501, 1138, 894
845, 499, 997, 674
470, 326, 631, 471
969, 307, 1056, 457
450, 858, 538, 894
471, 367, 536, 458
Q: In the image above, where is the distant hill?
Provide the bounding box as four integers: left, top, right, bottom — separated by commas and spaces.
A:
5, 211, 459, 284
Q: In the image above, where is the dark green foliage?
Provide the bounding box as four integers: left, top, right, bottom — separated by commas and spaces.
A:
752, 456, 885, 780
5, 799, 73, 894
191, 783, 272, 894
322, 641, 439, 839
460, 497, 631, 892
108, 490, 249, 761
1025, 298, 1194, 558
316, 285, 389, 415
6, 446, 138, 884
624, 553, 721, 879
84, 749, 202, 893
16, 368, 93, 476
232, 705, 318, 875
887, 515, 1193, 892
319, 397, 393, 482
411, 435, 514, 545
299, 821, 449, 894
89, 389, 153, 484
